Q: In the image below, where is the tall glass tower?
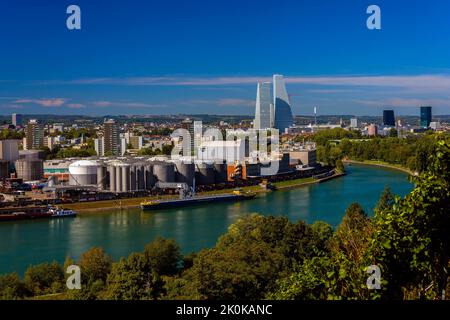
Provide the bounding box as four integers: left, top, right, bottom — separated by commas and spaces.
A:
383, 110, 395, 126
273, 74, 294, 133
420, 106, 432, 128
253, 82, 273, 130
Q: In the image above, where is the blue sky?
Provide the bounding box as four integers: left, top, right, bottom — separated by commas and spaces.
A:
1, 0, 450, 116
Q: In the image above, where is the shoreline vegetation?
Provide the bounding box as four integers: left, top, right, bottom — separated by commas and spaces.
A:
343, 159, 414, 175
65, 170, 345, 213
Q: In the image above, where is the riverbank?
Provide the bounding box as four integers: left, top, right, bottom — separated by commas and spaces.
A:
65, 171, 345, 213
343, 159, 414, 175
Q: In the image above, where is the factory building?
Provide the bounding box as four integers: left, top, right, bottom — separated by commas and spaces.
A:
289, 149, 317, 167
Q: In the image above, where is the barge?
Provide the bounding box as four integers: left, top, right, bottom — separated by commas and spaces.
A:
141, 189, 256, 210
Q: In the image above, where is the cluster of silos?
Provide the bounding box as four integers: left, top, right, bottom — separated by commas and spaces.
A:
106, 161, 157, 193
15, 159, 44, 181
66, 158, 229, 192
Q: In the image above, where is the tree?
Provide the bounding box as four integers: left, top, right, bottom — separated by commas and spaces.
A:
374, 186, 395, 214
144, 238, 182, 276
183, 215, 329, 299
105, 253, 162, 300
24, 261, 64, 296
326, 203, 374, 299
368, 136, 450, 299
79, 247, 112, 283
0, 273, 29, 300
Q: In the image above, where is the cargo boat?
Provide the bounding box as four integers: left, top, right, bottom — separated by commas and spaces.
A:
0, 206, 77, 222
0, 208, 53, 222
141, 189, 256, 210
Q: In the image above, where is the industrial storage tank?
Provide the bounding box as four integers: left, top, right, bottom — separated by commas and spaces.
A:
144, 164, 154, 189
107, 165, 116, 192
152, 161, 175, 183
68, 160, 98, 186
213, 162, 227, 183
97, 164, 108, 190
130, 165, 137, 191
174, 161, 195, 186
121, 163, 130, 192
195, 162, 215, 185
15, 159, 44, 181
134, 163, 146, 191
115, 164, 122, 192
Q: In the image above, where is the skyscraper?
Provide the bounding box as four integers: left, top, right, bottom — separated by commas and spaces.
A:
12, 114, 22, 127
273, 74, 294, 133
253, 82, 273, 130
103, 119, 120, 156
25, 119, 44, 150
383, 110, 395, 126
420, 106, 432, 128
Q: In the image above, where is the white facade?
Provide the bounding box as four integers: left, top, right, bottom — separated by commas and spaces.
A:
197, 140, 245, 163
254, 82, 273, 130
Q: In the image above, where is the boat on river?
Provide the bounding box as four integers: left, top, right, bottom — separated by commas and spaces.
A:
140, 189, 256, 210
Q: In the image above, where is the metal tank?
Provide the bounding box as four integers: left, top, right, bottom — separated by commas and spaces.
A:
97, 164, 108, 190
115, 164, 122, 192
195, 162, 215, 185
15, 159, 44, 181
68, 160, 98, 186
174, 161, 195, 186
121, 164, 130, 192
135, 163, 145, 191
107, 165, 116, 192
130, 165, 137, 191
144, 164, 154, 190
213, 162, 228, 184
152, 161, 175, 183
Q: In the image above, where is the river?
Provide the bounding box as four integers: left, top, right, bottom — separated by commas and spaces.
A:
0, 164, 413, 275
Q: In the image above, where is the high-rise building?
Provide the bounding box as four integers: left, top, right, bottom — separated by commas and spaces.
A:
25, 119, 44, 150
94, 137, 104, 156
273, 74, 294, 133
103, 119, 120, 156
420, 106, 432, 128
253, 82, 273, 130
383, 110, 395, 126
350, 118, 358, 128
12, 113, 22, 127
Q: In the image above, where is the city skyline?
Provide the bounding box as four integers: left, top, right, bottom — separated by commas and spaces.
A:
2, 1, 450, 115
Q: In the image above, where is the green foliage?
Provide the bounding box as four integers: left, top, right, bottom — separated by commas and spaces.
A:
105, 253, 162, 300
182, 215, 332, 299
368, 136, 450, 299
24, 261, 64, 296
144, 237, 182, 276
0, 129, 24, 140
0, 273, 29, 299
